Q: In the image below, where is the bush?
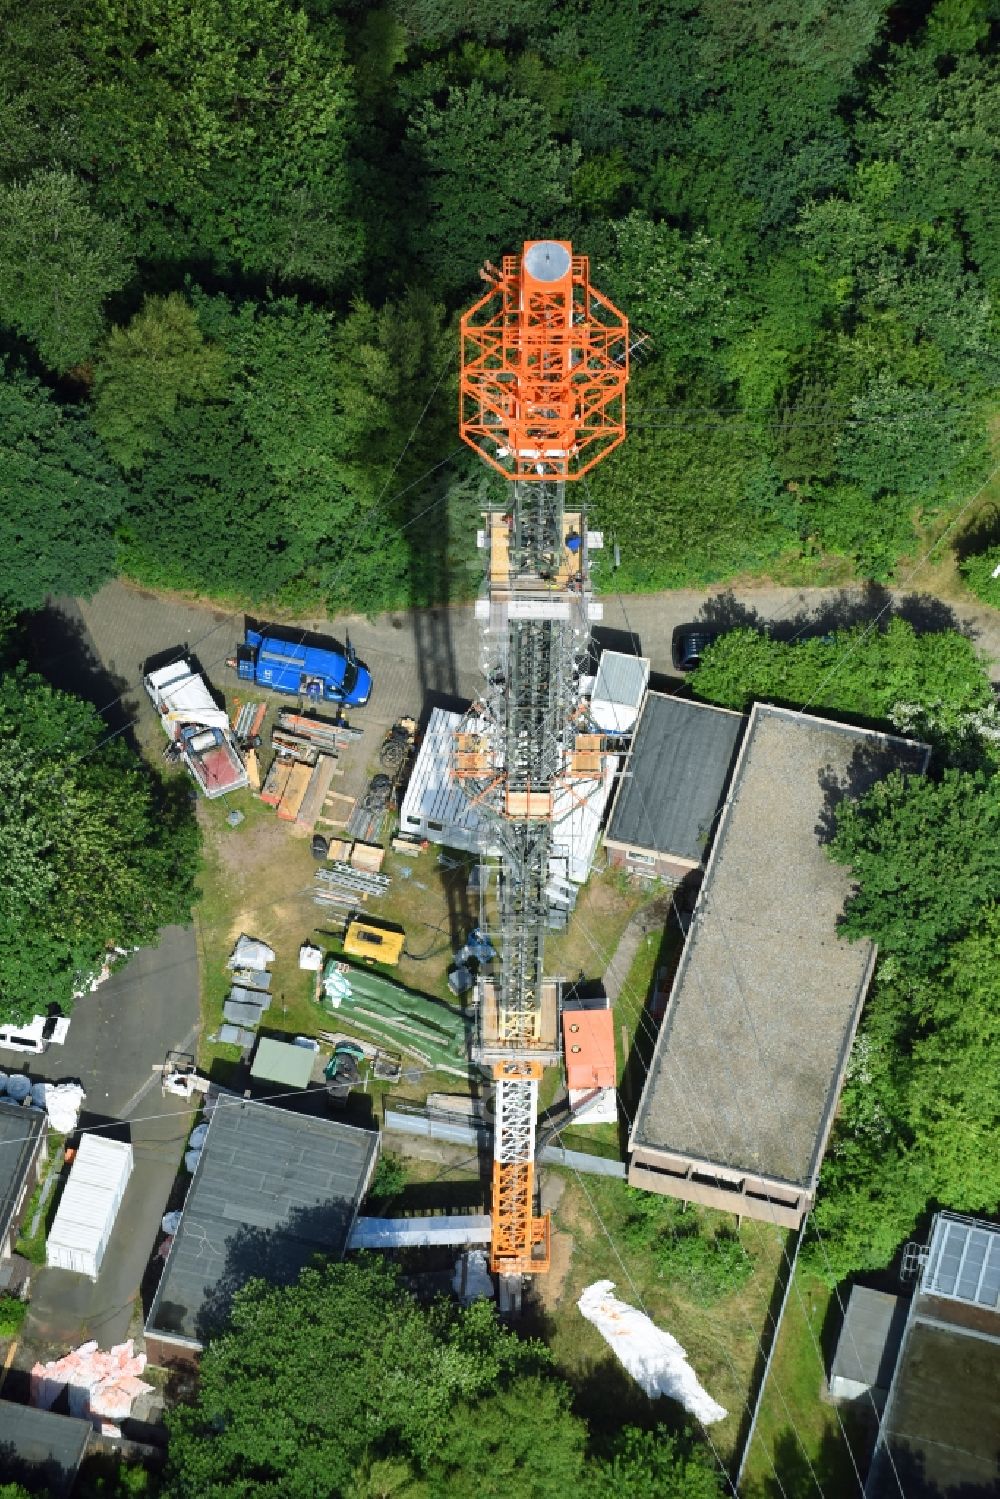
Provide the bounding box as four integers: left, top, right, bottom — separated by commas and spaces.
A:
960, 545, 1000, 608
618, 1189, 754, 1305
0, 1296, 28, 1339
367, 1151, 408, 1205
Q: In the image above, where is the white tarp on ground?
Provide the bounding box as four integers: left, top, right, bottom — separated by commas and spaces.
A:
577, 1280, 727, 1424
146, 661, 230, 731
228, 934, 276, 970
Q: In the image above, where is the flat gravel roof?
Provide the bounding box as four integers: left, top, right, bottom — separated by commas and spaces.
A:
630, 704, 927, 1186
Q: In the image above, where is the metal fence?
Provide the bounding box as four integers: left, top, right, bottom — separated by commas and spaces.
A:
384, 1098, 626, 1177
539, 1143, 626, 1178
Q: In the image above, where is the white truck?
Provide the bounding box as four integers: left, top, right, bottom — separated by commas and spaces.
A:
0, 1012, 71, 1054
144, 660, 249, 799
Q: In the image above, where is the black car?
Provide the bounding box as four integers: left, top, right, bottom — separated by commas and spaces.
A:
671, 625, 719, 673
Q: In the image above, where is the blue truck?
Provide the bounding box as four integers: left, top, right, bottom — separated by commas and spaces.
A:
234, 628, 372, 706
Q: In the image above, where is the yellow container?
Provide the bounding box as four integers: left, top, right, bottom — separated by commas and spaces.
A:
343, 919, 405, 967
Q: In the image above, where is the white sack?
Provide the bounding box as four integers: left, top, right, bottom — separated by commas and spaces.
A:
162, 1211, 183, 1235
228, 935, 275, 969
32, 1082, 86, 1134
577, 1280, 727, 1425
189, 1123, 209, 1149
184, 1148, 202, 1173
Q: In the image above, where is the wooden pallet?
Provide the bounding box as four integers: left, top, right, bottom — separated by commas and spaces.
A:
261, 758, 293, 807
350, 841, 386, 873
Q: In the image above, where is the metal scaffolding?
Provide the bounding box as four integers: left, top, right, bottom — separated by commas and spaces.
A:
457, 240, 628, 1277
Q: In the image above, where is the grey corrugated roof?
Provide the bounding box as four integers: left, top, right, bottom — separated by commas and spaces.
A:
229, 985, 271, 1010
146, 1099, 376, 1347
630, 704, 928, 1185
0, 1099, 44, 1247
0, 1399, 90, 1497
605, 693, 744, 862
399, 708, 482, 833
831, 1286, 906, 1388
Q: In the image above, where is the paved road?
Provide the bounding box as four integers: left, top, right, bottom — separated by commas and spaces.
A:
22, 1095, 194, 1354
2, 928, 199, 1359
0, 925, 200, 1116
58, 575, 1000, 754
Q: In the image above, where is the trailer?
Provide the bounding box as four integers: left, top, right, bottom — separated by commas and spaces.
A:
46, 1135, 133, 1280
234, 628, 372, 707
144, 660, 248, 799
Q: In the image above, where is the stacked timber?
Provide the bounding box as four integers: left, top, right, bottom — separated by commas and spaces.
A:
277, 762, 313, 821
261, 758, 293, 807
292, 755, 339, 835
271, 710, 362, 762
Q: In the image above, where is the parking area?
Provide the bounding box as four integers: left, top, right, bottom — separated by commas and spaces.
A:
0, 929, 200, 1363
0, 926, 200, 1118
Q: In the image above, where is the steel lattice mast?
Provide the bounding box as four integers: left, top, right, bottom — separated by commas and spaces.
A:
456, 241, 628, 1276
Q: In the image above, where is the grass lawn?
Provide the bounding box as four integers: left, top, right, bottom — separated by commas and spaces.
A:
194, 786, 649, 1109
534, 1169, 794, 1470
15, 1133, 67, 1265
740, 1267, 873, 1498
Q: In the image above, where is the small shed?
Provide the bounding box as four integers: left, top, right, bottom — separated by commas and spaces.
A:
46, 1135, 132, 1280
250, 1038, 315, 1091
589, 651, 650, 735
829, 1286, 906, 1403
604, 693, 744, 882
562, 1001, 616, 1093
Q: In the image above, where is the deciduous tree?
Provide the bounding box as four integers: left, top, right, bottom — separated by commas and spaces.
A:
0, 363, 125, 613
0, 668, 200, 1024
0, 170, 133, 370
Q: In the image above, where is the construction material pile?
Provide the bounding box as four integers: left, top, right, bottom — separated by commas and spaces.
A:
319, 961, 471, 1077
30, 1339, 154, 1433
271, 708, 361, 763
313, 854, 390, 910
222, 934, 275, 1040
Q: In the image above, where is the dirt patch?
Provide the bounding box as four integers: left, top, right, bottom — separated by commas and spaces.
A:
534, 1230, 574, 1315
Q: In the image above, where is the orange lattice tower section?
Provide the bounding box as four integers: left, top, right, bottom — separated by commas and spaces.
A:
460, 240, 628, 482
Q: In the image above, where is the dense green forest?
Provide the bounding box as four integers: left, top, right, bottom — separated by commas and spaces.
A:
0, 660, 201, 1024
2, 0, 997, 616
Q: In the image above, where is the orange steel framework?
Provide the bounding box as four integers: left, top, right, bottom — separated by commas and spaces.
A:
460, 240, 628, 481
459, 241, 628, 1278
